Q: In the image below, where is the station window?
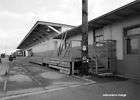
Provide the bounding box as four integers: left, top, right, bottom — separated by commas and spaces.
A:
126, 27, 140, 54
127, 37, 140, 54
94, 31, 104, 46
95, 32, 104, 42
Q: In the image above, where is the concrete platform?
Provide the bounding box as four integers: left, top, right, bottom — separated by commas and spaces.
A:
0, 57, 95, 98
2, 80, 140, 100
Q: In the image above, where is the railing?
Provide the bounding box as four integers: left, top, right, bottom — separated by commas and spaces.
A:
88, 40, 116, 75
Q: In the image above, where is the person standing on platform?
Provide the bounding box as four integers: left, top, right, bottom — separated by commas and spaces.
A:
0, 54, 10, 76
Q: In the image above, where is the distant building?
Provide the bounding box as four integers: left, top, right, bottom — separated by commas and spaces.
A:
13, 49, 24, 57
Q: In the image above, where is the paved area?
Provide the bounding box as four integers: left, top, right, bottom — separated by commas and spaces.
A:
0, 57, 140, 100
4, 80, 140, 100
0, 57, 94, 98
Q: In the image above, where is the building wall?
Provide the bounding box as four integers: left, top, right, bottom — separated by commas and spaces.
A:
26, 39, 60, 56
32, 40, 55, 53
67, 16, 140, 79
68, 30, 93, 47
68, 16, 140, 60
24, 25, 72, 57
101, 16, 140, 79
104, 16, 140, 59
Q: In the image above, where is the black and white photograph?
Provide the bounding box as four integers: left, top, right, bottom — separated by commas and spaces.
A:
0, 0, 140, 100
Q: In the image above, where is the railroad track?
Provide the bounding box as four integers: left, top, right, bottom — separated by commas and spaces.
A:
19, 63, 43, 87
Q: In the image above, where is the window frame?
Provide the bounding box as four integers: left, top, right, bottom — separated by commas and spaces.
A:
94, 31, 104, 42
124, 24, 140, 55
93, 30, 104, 47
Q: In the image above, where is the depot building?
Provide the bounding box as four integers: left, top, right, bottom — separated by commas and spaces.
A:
17, 1, 140, 80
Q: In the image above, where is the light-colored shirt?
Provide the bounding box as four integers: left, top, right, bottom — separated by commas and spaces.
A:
0, 57, 9, 75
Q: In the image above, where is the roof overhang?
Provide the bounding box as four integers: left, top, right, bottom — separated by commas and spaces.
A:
54, 0, 140, 39
17, 21, 74, 49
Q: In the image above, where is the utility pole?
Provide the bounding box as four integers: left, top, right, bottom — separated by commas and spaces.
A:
81, 0, 89, 75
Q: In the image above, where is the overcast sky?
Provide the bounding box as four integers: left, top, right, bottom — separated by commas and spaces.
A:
0, 0, 134, 54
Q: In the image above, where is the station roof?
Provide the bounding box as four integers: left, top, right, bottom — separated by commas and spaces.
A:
54, 0, 140, 39
17, 21, 74, 49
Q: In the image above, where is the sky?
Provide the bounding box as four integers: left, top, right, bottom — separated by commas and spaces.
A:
0, 0, 134, 54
